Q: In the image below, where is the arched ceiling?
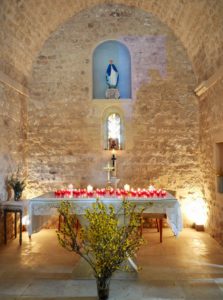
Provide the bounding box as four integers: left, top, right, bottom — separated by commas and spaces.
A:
1, 0, 223, 86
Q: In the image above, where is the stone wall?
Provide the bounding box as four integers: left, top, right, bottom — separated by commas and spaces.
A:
199, 79, 223, 245
0, 82, 27, 244
0, 82, 27, 200
28, 4, 202, 226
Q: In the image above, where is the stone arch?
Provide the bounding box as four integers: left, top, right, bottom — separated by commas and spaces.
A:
1, 0, 223, 84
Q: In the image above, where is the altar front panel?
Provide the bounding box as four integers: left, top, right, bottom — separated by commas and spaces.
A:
27, 193, 182, 237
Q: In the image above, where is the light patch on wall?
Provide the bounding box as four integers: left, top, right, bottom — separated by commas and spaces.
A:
182, 197, 208, 226
120, 35, 167, 94
23, 188, 40, 200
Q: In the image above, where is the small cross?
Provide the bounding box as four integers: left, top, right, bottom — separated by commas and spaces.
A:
111, 154, 116, 168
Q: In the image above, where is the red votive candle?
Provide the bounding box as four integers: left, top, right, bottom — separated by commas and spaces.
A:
121, 190, 128, 196
156, 189, 161, 197
138, 191, 143, 197
87, 191, 94, 197
116, 189, 121, 196
55, 190, 60, 197
161, 190, 167, 197
130, 190, 137, 197
142, 189, 147, 197
101, 188, 106, 196
109, 188, 114, 196
145, 191, 150, 197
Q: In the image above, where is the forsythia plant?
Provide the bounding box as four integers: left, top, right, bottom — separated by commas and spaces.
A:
57, 199, 145, 279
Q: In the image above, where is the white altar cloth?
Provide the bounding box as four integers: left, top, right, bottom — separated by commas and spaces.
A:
0, 200, 28, 212
27, 192, 183, 237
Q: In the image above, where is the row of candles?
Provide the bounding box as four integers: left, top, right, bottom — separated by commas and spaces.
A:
54, 184, 167, 198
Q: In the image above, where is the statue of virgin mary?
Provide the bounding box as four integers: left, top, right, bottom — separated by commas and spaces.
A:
106, 60, 119, 88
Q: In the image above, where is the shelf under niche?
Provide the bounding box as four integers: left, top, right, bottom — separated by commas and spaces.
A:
92, 99, 132, 104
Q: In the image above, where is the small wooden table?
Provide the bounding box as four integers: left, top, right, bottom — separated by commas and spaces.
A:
0, 201, 26, 246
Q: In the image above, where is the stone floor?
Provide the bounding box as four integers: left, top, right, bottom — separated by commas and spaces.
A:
0, 228, 223, 300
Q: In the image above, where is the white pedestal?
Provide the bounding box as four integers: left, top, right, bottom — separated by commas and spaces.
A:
110, 177, 120, 189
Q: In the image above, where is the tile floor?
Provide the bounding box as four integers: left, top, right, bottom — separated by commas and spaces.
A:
0, 228, 223, 299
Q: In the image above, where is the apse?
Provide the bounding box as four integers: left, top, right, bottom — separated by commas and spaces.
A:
1, 1, 223, 246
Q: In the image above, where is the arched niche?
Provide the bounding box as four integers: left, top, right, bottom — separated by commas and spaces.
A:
93, 40, 131, 99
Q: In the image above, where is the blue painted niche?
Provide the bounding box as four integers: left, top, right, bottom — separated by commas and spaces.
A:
93, 40, 131, 99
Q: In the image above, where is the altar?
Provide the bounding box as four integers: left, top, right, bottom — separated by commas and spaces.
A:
27, 192, 182, 238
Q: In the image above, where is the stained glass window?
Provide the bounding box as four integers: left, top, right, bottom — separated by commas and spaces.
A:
107, 113, 121, 150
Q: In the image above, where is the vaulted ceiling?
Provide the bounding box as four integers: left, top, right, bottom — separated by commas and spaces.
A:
1, 0, 223, 86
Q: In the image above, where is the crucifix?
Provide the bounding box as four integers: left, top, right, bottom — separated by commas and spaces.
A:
111, 153, 116, 167
104, 162, 114, 184
111, 150, 117, 177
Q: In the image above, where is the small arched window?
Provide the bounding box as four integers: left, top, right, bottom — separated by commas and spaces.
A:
103, 107, 125, 150
106, 113, 122, 150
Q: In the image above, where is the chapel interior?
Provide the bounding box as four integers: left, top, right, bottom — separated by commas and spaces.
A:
0, 1, 223, 299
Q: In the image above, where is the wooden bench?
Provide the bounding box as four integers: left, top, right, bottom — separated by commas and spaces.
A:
140, 190, 176, 243
140, 213, 167, 243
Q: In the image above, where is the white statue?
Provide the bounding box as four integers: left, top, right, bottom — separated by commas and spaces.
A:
106, 59, 119, 88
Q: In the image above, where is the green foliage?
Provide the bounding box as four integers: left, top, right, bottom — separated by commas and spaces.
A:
57, 199, 145, 279
7, 169, 26, 193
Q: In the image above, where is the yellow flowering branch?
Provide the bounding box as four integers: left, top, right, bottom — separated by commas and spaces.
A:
57, 199, 145, 278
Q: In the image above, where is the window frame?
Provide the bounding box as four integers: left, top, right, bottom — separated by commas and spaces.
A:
102, 107, 125, 150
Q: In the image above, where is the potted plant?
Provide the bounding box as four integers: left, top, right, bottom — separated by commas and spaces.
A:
57, 200, 144, 300
7, 169, 26, 201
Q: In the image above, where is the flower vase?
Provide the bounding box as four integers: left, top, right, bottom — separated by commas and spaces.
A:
96, 277, 111, 300
14, 190, 22, 201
